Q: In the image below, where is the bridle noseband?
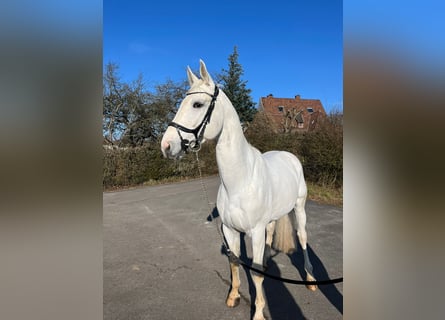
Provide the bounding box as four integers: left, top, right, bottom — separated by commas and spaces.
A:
168, 85, 219, 153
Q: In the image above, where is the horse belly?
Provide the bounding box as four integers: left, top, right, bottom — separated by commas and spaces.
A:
263, 152, 303, 218
269, 182, 298, 218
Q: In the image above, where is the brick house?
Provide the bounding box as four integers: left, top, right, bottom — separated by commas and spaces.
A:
257, 94, 327, 133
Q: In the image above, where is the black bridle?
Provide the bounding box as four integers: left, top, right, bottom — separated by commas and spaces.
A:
168, 85, 219, 153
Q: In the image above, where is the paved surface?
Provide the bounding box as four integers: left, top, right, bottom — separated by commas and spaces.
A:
104, 176, 343, 320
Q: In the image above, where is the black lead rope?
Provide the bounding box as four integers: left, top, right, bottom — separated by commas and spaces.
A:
207, 210, 343, 286
209, 215, 343, 286
223, 246, 343, 285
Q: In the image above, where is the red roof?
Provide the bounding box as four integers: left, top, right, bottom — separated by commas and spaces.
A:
258, 94, 326, 132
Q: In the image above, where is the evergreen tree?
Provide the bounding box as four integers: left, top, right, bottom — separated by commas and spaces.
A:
219, 46, 256, 123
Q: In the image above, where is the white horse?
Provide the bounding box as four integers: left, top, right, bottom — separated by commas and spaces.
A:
161, 60, 316, 320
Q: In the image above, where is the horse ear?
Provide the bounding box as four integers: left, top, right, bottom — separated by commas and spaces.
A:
186, 66, 198, 86
199, 59, 214, 85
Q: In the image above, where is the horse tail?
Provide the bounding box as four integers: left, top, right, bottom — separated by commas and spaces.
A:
272, 212, 296, 254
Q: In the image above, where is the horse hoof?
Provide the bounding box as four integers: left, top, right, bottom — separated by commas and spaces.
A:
306, 283, 317, 291
306, 274, 318, 291
226, 296, 240, 308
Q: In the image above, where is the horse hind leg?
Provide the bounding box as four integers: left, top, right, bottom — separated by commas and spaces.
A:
222, 225, 241, 308
295, 197, 317, 291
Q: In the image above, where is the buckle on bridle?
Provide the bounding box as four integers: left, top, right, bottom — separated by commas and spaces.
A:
180, 138, 201, 153
188, 140, 201, 152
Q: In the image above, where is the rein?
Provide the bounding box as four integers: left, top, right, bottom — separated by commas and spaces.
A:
168, 85, 219, 153
194, 153, 344, 286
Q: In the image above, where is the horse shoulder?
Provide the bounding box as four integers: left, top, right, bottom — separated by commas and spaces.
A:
217, 179, 268, 232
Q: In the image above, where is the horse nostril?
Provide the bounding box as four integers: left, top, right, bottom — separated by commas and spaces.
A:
162, 140, 171, 151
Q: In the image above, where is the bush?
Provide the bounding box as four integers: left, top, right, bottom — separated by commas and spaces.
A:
103, 140, 219, 189
246, 111, 343, 188
299, 124, 343, 187
103, 112, 342, 189
103, 143, 172, 188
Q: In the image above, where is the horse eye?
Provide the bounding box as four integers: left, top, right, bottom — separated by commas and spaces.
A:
193, 102, 203, 108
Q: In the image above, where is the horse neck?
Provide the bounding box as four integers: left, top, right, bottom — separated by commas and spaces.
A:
215, 93, 257, 192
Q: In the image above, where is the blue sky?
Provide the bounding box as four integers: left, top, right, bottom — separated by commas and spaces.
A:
104, 0, 343, 112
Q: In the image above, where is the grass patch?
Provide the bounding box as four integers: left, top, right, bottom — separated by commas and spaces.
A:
307, 182, 343, 207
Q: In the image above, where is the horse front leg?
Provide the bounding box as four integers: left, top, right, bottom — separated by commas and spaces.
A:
251, 227, 267, 320
222, 224, 241, 308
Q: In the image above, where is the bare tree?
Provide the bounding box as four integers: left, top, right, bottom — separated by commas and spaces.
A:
103, 62, 126, 144
103, 62, 187, 146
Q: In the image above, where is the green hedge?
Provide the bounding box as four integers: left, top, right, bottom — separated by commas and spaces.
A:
246, 112, 343, 188
299, 128, 343, 187
103, 115, 342, 189
103, 141, 218, 188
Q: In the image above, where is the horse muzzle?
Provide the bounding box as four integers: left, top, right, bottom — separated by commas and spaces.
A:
161, 134, 184, 159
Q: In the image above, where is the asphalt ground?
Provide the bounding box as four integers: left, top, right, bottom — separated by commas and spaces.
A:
104, 176, 343, 320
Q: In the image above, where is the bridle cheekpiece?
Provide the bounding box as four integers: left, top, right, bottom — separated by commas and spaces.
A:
168, 85, 219, 153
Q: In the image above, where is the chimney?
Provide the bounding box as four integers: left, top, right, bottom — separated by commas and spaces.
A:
295, 94, 300, 100
267, 93, 273, 97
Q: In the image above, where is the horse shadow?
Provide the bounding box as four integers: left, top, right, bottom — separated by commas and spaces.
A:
289, 243, 343, 314
208, 208, 342, 318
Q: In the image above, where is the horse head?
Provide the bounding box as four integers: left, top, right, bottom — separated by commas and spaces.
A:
161, 60, 223, 159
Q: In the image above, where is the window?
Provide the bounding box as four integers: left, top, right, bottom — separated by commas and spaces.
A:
277, 106, 284, 112
296, 112, 304, 124
307, 107, 314, 113
295, 111, 304, 129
